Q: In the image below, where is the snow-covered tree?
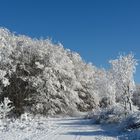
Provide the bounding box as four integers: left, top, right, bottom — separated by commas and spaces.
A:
93, 69, 116, 108
110, 54, 138, 114
0, 27, 139, 119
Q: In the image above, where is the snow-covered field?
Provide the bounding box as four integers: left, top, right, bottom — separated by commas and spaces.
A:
0, 117, 139, 140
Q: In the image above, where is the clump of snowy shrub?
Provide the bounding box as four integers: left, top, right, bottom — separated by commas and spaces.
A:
87, 104, 130, 124
0, 97, 14, 129
0, 98, 14, 119
119, 111, 140, 131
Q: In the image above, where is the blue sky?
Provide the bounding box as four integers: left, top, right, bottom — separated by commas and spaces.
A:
0, 0, 140, 83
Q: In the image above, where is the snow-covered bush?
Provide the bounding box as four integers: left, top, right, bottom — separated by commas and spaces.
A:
87, 103, 129, 124
119, 111, 140, 131
0, 97, 14, 129
0, 97, 14, 120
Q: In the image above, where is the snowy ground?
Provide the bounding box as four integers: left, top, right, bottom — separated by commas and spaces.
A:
0, 117, 140, 140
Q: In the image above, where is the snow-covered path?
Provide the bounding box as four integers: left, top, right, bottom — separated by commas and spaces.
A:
45, 117, 119, 140
1, 117, 135, 140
